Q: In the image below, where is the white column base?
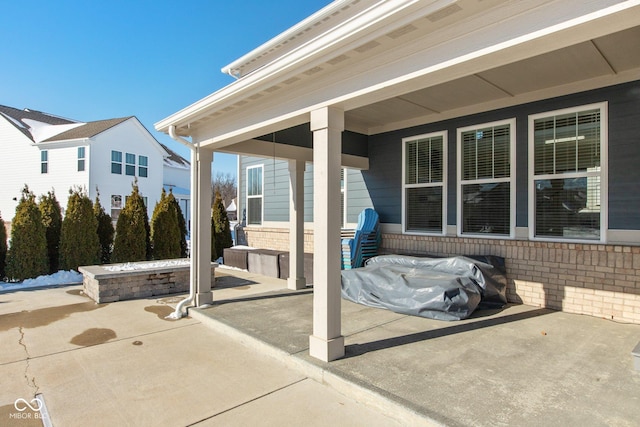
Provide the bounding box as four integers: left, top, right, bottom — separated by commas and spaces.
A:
195, 292, 213, 307
287, 277, 306, 290
309, 334, 345, 362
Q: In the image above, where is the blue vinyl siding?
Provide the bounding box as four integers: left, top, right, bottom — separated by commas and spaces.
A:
240, 80, 640, 232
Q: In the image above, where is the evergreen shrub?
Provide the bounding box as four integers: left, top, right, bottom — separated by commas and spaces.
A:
59, 187, 100, 271
150, 189, 181, 260
212, 191, 233, 261
6, 186, 49, 281
0, 212, 7, 279
94, 190, 114, 264
39, 191, 62, 274
112, 182, 150, 263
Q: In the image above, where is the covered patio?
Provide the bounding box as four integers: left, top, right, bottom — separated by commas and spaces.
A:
155, 0, 640, 362
194, 268, 640, 426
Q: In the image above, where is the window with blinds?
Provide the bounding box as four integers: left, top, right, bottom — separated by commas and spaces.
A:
530, 104, 605, 240
246, 165, 263, 225
402, 132, 445, 234
458, 120, 514, 236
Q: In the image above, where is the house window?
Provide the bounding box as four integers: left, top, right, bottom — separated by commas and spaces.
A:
111, 151, 122, 174
458, 119, 515, 237
41, 150, 48, 174
111, 195, 122, 221
246, 165, 263, 225
138, 155, 148, 178
529, 103, 606, 241
125, 153, 136, 176
77, 147, 86, 171
402, 132, 446, 234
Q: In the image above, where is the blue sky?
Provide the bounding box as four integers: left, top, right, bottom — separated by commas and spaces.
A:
0, 0, 332, 178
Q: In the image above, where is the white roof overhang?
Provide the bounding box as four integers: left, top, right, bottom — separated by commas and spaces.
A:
155, 0, 640, 153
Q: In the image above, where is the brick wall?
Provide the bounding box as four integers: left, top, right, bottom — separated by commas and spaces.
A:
244, 226, 315, 253
245, 227, 640, 324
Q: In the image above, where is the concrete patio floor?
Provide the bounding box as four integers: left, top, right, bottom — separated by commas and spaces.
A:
0, 281, 401, 427
194, 267, 640, 427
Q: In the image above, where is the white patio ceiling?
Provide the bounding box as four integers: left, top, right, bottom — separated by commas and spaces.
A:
347, 25, 640, 133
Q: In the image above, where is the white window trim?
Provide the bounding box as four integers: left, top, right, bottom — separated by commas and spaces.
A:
341, 168, 348, 228
527, 102, 608, 243
246, 164, 264, 226
401, 131, 447, 236
457, 118, 516, 239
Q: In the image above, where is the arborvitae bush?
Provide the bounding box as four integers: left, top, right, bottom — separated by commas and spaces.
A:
112, 182, 150, 263
39, 191, 62, 274
6, 186, 49, 281
59, 187, 100, 271
0, 211, 7, 279
150, 188, 181, 260
94, 190, 114, 264
212, 191, 233, 261
169, 193, 188, 257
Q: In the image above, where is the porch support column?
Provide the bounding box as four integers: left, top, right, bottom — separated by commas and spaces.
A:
288, 159, 306, 290
309, 106, 345, 362
195, 148, 213, 306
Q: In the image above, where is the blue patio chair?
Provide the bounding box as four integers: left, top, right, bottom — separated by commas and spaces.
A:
341, 208, 381, 269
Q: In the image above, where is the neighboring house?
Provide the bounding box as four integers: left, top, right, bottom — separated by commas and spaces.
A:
0, 105, 177, 224
160, 142, 191, 228
157, 0, 640, 361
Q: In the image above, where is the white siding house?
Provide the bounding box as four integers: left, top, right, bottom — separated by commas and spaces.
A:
160, 143, 191, 227
0, 105, 172, 223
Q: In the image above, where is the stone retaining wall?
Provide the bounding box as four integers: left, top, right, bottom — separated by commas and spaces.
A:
79, 259, 217, 303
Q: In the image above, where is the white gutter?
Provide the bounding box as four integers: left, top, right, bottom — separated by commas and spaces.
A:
166, 125, 199, 319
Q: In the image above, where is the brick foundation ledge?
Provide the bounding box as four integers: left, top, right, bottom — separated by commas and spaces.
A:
79, 259, 217, 303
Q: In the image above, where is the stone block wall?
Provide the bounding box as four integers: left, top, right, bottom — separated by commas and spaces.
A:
80, 260, 217, 303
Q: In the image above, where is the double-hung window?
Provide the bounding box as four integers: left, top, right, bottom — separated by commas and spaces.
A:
125, 153, 136, 176
246, 165, 263, 226
458, 119, 515, 237
529, 103, 606, 241
138, 155, 148, 177
402, 132, 446, 234
77, 147, 86, 172
111, 151, 122, 174
41, 150, 48, 174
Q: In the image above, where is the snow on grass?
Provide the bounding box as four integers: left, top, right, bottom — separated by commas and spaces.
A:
0, 270, 83, 291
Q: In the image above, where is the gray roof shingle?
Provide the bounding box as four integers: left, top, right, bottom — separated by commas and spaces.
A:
43, 117, 132, 142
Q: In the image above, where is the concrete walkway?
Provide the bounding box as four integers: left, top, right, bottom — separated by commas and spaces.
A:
0, 283, 401, 426
195, 268, 640, 427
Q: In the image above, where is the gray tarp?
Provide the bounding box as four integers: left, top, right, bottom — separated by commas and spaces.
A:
341, 255, 507, 321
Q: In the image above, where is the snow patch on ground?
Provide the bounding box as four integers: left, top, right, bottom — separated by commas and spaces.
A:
103, 259, 191, 272
0, 270, 83, 291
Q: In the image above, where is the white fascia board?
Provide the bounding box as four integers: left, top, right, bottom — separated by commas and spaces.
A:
155, 0, 450, 134
221, 0, 358, 77
32, 138, 90, 149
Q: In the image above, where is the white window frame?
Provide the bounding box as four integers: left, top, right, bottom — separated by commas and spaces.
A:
41, 150, 48, 174
528, 102, 608, 243
111, 150, 122, 174
457, 118, 516, 239
138, 155, 148, 178
402, 131, 447, 235
125, 153, 136, 176
341, 168, 348, 228
246, 164, 264, 226
77, 146, 86, 172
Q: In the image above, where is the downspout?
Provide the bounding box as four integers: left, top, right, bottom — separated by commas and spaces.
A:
167, 125, 199, 319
